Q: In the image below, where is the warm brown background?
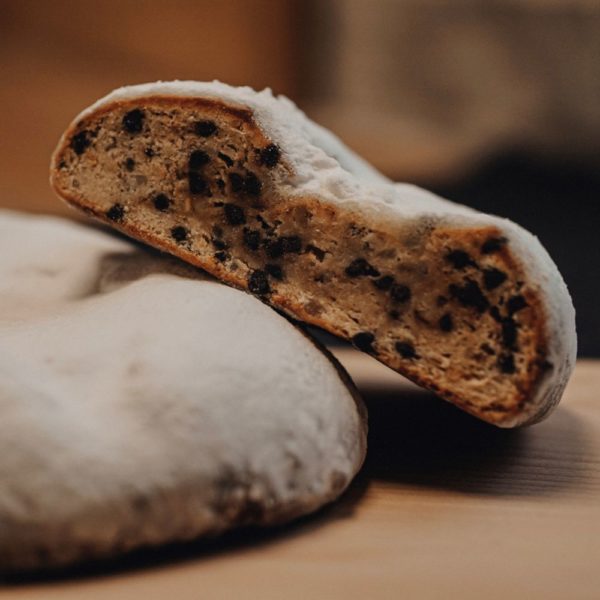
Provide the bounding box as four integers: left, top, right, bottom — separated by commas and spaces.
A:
1, 0, 598, 354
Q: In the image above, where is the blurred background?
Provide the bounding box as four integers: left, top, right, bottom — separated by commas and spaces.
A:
1, 0, 598, 354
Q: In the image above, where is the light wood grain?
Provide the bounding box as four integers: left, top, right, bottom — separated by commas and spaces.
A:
2, 351, 599, 598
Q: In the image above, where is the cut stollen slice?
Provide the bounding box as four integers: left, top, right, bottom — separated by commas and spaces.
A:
50, 81, 577, 427
0, 211, 366, 571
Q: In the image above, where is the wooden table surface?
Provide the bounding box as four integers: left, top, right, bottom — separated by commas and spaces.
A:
3, 350, 599, 599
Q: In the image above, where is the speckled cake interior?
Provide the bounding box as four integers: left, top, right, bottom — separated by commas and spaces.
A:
52, 96, 558, 426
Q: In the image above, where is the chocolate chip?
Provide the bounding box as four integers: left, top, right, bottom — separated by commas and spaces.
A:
352, 332, 375, 354
390, 283, 411, 303
106, 203, 124, 222
189, 172, 208, 195
212, 238, 228, 250
71, 131, 90, 155
489, 306, 502, 322
449, 279, 489, 312
256, 215, 273, 232
218, 152, 234, 167
389, 310, 400, 320
345, 258, 380, 278
508, 295, 528, 314
244, 172, 262, 196
265, 263, 283, 280
395, 341, 418, 359
260, 144, 280, 167
282, 236, 302, 253
171, 226, 189, 243
195, 120, 217, 137
498, 353, 516, 374
374, 275, 394, 291
482, 237, 507, 254
501, 318, 518, 350
481, 343, 495, 355
446, 250, 476, 269
306, 245, 326, 262
153, 193, 171, 211
125, 157, 135, 171
263, 238, 282, 259
214, 251, 227, 262
224, 204, 246, 226
439, 313, 454, 332
122, 109, 144, 133
144, 147, 155, 158
483, 267, 508, 290
189, 150, 210, 170
229, 172, 244, 193
248, 270, 270, 295
243, 228, 261, 251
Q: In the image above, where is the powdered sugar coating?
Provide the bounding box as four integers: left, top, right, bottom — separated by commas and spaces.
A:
74, 81, 576, 425
0, 211, 366, 570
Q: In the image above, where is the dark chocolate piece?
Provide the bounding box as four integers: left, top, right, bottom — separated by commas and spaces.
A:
445, 250, 476, 269
106, 203, 124, 222
144, 147, 155, 158
489, 306, 503, 323
352, 332, 375, 354
122, 109, 144, 134
374, 275, 394, 291
345, 258, 380, 278
482, 237, 507, 254
244, 172, 262, 196
439, 313, 454, 332
71, 131, 90, 155
501, 318, 518, 350
508, 295, 528, 314
265, 263, 284, 280
189, 150, 210, 170
243, 228, 261, 251
229, 172, 244, 193
125, 157, 136, 172
390, 283, 411, 303
153, 193, 171, 211
395, 341, 418, 359
449, 279, 489, 312
214, 251, 228, 262
212, 238, 228, 250
171, 225, 189, 243
260, 144, 280, 167
218, 152, 234, 167
483, 267, 508, 291
264, 238, 284, 259
189, 172, 208, 195
195, 120, 217, 137
248, 270, 270, 295
281, 236, 302, 253
306, 245, 326, 262
498, 353, 516, 374
223, 204, 246, 226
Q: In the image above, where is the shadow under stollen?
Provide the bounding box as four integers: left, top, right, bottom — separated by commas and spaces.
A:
1, 474, 368, 586
361, 386, 592, 497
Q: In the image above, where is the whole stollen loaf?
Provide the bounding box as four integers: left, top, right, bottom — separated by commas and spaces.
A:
50, 80, 577, 427
0, 211, 366, 572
